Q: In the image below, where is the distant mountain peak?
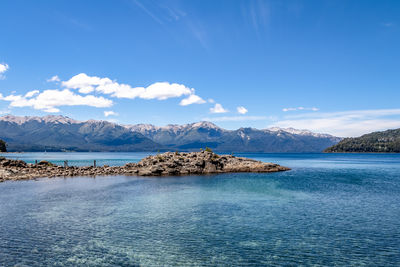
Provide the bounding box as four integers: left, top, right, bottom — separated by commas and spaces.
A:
41, 115, 80, 124
266, 127, 335, 138
191, 121, 220, 129
126, 121, 223, 133
0, 114, 80, 125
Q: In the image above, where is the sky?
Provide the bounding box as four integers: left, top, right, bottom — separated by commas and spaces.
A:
0, 0, 399, 137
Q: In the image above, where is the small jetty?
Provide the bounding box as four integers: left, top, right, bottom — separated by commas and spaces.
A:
0, 151, 290, 182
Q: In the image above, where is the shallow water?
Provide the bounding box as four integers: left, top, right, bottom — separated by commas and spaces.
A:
0, 153, 399, 266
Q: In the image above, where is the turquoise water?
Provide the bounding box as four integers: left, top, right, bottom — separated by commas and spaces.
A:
0, 152, 157, 167
0, 153, 399, 266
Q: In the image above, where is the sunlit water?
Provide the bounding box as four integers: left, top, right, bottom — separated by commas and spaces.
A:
0, 153, 399, 266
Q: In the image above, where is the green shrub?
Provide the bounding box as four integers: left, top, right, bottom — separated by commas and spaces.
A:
0, 139, 6, 152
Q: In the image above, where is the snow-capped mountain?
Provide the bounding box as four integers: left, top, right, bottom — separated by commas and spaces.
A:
266, 127, 335, 138
127, 121, 341, 152
0, 115, 80, 125
0, 115, 160, 152
0, 115, 342, 152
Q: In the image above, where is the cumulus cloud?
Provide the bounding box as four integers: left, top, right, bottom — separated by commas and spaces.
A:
1, 89, 112, 113
0, 63, 9, 74
139, 82, 192, 100
282, 107, 319, 112
179, 94, 206, 106
62, 73, 204, 104
1, 72, 210, 113
237, 106, 248, 114
210, 103, 228, 113
47, 75, 60, 83
270, 109, 400, 137
104, 110, 118, 117
62, 73, 109, 94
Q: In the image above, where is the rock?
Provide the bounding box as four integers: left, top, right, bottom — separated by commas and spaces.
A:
203, 161, 217, 173
0, 151, 290, 182
38, 160, 54, 167
150, 165, 164, 175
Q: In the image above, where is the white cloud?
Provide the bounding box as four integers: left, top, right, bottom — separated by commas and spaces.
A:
237, 106, 248, 114
282, 106, 319, 112
25, 90, 39, 98
0, 63, 9, 74
62, 73, 108, 94
62, 73, 200, 102
0, 63, 9, 79
202, 116, 267, 122
270, 109, 400, 137
179, 94, 206, 106
208, 98, 215, 103
47, 75, 60, 83
139, 82, 192, 100
210, 103, 228, 113
2, 89, 112, 113
104, 110, 118, 117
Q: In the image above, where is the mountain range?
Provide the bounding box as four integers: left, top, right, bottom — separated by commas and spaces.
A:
0, 115, 342, 152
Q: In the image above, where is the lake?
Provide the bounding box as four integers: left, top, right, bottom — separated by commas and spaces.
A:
0, 153, 399, 266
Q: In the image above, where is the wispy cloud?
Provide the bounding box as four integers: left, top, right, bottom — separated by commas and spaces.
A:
57, 13, 92, 31
382, 22, 394, 27
242, 0, 270, 35
282, 107, 319, 112
132, 0, 164, 25
130, 0, 209, 49
270, 109, 400, 137
186, 20, 208, 49
47, 75, 60, 83
159, 4, 186, 21
202, 116, 267, 122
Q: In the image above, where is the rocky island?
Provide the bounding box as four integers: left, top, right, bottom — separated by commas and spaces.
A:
0, 151, 290, 182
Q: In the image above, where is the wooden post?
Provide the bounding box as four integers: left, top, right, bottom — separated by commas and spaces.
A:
35, 160, 37, 166
94, 160, 96, 168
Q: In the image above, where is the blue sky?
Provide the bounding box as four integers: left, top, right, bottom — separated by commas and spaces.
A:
0, 0, 399, 136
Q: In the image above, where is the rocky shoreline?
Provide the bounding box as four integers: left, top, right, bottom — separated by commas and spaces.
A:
0, 151, 290, 182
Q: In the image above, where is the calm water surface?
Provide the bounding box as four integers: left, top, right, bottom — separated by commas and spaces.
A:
0, 153, 399, 266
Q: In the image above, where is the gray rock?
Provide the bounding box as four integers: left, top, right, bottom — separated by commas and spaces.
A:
0, 151, 290, 182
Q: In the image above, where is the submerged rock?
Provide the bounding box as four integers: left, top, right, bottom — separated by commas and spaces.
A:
0, 151, 290, 182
